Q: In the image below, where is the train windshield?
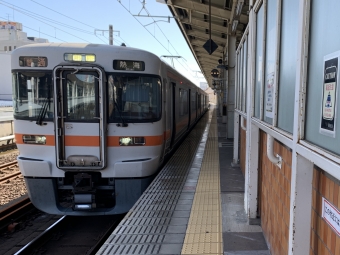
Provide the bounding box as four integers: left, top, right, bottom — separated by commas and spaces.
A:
12, 72, 54, 120
108, 74, 161, 122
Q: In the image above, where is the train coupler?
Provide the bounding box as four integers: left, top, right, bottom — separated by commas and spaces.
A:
72, 173, 96, 210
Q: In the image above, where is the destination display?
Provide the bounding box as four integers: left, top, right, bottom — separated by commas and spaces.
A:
113, 60, 145, 71
19, 56, 48, 67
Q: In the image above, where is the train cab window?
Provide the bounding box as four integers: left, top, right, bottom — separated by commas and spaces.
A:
12, 72, 54, 120
108, 74, 161, 122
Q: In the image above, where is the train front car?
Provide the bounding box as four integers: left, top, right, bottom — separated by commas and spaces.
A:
11, 44, 165, 215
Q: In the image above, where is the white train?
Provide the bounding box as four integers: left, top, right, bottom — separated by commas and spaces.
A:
11, 43, 208, 215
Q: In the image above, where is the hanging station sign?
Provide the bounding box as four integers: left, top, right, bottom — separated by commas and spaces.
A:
320, 51, 339, 137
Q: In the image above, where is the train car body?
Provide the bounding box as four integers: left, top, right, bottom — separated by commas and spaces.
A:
11, 43, 208, 215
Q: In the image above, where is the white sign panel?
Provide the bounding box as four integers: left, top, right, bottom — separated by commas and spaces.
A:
322, 197, 340, 236
265, 72, 274, 118
320, 51, 339, 137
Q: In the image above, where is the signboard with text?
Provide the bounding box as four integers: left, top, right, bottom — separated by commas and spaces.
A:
320, 51, 339, 137
265, 72, 274, 118
322, 197, 340, 236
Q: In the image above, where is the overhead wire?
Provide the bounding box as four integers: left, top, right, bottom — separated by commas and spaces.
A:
0, 0, 122, 44
132, 1, 204, 80
0, 1, 94, 35
30, 0, 98, 29
0, 15, 68, 42
28, 0, 131, 47
24, 26, 68, 42
117, 0, 202, 82
95, 35, 108, 44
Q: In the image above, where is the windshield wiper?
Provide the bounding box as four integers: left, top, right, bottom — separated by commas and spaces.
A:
36, 98, 49, 125
114, 100, 128, 127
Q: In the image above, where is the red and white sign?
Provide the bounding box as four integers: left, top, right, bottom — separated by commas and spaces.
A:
322, 197, 340, 236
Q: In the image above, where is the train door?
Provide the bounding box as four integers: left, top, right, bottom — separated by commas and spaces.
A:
196, 92, 199, 119
54, 66, 107, 170
188, 89, 191, 129
170, 82, 176, 149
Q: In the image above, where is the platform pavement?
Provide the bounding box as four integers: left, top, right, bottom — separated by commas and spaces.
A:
97, 108, 270, 255
217, 114, 270, 255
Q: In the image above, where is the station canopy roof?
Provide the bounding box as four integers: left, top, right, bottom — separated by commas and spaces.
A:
162, 0, 249, 87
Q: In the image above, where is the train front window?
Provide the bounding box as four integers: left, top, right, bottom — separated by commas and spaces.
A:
108, 74, 161, 122
65, 73, 98, 121
12, 72, 53, 120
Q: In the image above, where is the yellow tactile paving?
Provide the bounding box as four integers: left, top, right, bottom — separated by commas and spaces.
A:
181, 110, 222, 255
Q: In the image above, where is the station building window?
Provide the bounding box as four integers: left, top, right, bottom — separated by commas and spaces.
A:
236, 49, 240, 110
242, 37, 248, 113
277, 0, 299, 134
236, 34, 248, 115
263, 0, 278, 125
240, 0, 298, 136
254, 4, 264, 119
305, 0, 340, 155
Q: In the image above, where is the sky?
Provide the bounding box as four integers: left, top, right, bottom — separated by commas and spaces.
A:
0, 0, 207, 86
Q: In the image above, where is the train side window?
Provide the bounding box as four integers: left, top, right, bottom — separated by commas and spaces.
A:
191, 91, 196, 111
179, 89, 188, 116
108, 74, 161, 122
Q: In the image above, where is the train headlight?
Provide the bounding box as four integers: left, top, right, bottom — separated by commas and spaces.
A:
119, 137, 145, 146
23, 135, 46, 144
119, 137, 132, 146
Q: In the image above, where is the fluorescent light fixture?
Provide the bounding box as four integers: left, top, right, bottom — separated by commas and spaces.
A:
232, 20, 239, 32
236, 1, 244, 16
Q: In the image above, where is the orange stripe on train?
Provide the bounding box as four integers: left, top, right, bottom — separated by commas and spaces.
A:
15, 134, 163, 147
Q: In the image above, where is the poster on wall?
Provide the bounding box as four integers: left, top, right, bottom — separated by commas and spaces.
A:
320, 51, 339, 137
265, 72, 275, 118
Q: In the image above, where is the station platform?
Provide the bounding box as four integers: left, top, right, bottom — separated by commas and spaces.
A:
97, 107, 270, 255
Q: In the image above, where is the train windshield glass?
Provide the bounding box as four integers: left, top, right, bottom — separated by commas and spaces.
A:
108, 74, 161, 122
12, 72, 54, 120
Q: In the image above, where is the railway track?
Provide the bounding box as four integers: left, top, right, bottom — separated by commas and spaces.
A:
0, 143, 17, 152
13, 214, 123, 255
0, 196, 33, 232
0, 160, 20, 183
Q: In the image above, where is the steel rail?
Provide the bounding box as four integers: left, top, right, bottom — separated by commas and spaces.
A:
14, 216, 67, 255
0, 196, 32, 231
